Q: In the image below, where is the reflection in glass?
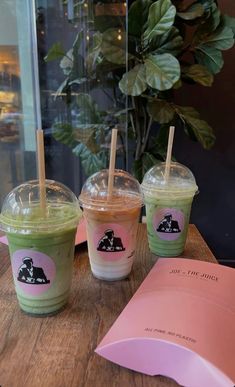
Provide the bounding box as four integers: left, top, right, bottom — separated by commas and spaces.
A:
37, 0, 128, 192
0, 0, 128, 205
0, 1, 37, 205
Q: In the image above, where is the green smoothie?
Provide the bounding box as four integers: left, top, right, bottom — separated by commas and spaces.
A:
0, 180, 81, 316
7, 225, 76, 315
145, 194, 193, 256
142, 162, 198, 257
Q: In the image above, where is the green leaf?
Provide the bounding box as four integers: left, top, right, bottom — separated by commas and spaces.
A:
175, 106, 215, 149
101, 28, 127, 65
53, 123, 77, 148
119, 64, 147, 96
68, 77, 87, 86
147, 99, 175, 124
182, 64, 213, 86
54, 78, 70, 99
72, 30, 84, 51
145, 53, 180, 90
207, 3, 221, 31
132, 152, 158, 182
222, 15, 235, 37
197, 26, 234, 50
59, 49, 73, 75
199, 0, 215, 13
73, 126, 100, 153
154, 124, 172, 149
44, 42, 66, 62
173, 79, 182, 89
176, 106, 200, 118
195, 45, 223, 74
69, 43, 85, 80
194, 3, 220, 39
128, 0, 152, 37
76, 93, 101, 124
93, 31, 103, 50
143, 0, 176, 43
73, 143, 107, 176
86, 32, 102, 73
177, 3, 204, 20
152, 26, 183, 56
149, 124, 177, 160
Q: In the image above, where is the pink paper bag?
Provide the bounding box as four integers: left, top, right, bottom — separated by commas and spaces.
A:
96, 258, 235, 387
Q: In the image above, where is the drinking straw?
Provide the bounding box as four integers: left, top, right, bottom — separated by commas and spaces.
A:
107, 128, 118, 199
29, 1, 42, 134
164, 126, 175, 182
37, 129, 47, 213
29, 3, 46, 212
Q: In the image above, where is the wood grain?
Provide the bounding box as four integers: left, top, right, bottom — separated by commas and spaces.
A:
0, 224, 217, 387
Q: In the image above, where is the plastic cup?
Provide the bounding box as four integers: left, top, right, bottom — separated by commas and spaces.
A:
141, 162, 198, 257
79, 169, 143, 281
0, 179, 81, 316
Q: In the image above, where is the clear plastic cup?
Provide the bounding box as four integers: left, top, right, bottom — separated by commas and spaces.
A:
141, 162, 198, 257
0, 179, 82, 316
79, 169, 143, 281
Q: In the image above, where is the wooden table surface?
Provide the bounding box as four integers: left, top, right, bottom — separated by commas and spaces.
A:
0, 224, 217, 387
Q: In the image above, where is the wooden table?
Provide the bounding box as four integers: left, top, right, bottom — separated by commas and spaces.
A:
0, 224, 217, 387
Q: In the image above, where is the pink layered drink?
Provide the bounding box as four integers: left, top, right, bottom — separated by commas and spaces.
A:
79, 170, 143, 281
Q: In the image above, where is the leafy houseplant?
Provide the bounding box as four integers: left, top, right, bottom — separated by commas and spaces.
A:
45, 0, 235, 180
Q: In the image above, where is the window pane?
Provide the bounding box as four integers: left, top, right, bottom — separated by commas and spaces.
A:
0, 0, 37, 205
36, 0, 128, 195
0, 0, 128, 205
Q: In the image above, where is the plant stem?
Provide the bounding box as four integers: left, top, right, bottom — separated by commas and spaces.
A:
118, 131, 127, 167
101, 86, 116, 104
141, 116, 152, 155
130, 112, 136, 136
142, 103, 147, 142
132, 97, 142, 161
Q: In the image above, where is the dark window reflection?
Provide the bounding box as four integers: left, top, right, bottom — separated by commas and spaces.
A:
36, 0, 128, 195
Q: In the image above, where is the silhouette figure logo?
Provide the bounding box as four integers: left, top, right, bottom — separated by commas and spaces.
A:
157, 213, 181, 234
17, 257, 50, 285
97, 229, 125, 252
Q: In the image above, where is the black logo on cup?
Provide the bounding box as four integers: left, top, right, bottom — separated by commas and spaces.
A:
17, 257, 50, 284
157, 213, 181, 234
97, 229, 125, 252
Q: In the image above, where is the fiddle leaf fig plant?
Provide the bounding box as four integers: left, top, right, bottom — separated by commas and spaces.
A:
45, 0, 235, 179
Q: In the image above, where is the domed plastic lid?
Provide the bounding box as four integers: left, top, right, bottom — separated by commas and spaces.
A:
0, 179, 81, 234
79, 169, 143, 210
141, 162, 198, 196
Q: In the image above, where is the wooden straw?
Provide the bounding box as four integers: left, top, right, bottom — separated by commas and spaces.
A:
37, 129, 47, 213
164, 126, 175, 182
107, 128, 118, 199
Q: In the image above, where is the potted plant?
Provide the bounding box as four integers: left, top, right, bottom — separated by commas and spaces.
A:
44, 0, 235, 180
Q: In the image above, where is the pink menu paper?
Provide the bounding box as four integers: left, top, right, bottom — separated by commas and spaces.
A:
96, 258, 235, 387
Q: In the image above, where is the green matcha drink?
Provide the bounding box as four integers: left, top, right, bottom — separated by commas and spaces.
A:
0, 180, 81, 316
141, 162, 198, 257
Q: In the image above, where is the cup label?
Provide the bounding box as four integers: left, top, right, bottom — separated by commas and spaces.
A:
94, 223, 131, 262
12, 249, 56, 296
153, 208, 185, 241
